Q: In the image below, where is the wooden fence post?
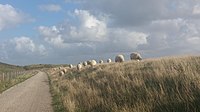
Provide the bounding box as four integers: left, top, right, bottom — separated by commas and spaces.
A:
3, 73, 4, 81
0, 74, 1, 82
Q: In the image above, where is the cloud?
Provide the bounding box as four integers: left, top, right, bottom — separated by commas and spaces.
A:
72, 9, 107, 42
65, 0, 200, 26
187, 37, 200, 45
62, 0, 200, 57
193, 5, 200, 15
38, 45, 47, 56
39, 4, 61, 12
3, 0, 200, 65
0, 36, 49, 65
0, 43, 8, 60
38, 26, 66, 48
0, 4, 28, 31
10, 37, 47, 56
11, 37, 36, 53
64, 0, 85, 3
0, 37, 48, 65
138, 18, 200, 57
38, 9, 147, 54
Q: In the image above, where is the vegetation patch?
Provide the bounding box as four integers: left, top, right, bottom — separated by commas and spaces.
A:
47, 73, 66, 112
48, 56, 200, 112
0, 73, 34, 93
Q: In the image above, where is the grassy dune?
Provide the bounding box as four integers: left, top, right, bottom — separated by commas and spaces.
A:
0, 62, 24, 74
48, 56, 200, 112
24, 64, 68, 70
0, 62, 37, 93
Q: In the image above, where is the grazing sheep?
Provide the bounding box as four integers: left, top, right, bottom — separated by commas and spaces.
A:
77, 64, 82, 71
91, 60, 97, 66
130, 52, 142, 61
63, 68, 67, 73
59, 71, 64, 76
78, 62, 83, 65
52, 68, 56, 71
115, 55, 125, 63
87, 60, 97, 67
83, 61, 88, 66
87, 60, 91, 65
69, 64, 73, 68
107, 59, 112, 63
99, 60, 104, 64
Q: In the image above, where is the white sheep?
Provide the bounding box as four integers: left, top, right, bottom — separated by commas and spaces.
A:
63, 68, 67, 73
107, 59, 112, 63
83, 61, 88, 66
87, 60, 91, 65
99, 60, 104, 64
87, 60, 97, 67
115, 55, 125, 63
59, 71, 64, 76
130, 52, 142, 61
52, 68, 57, 71
77, 64, 82, 71
69, 64, 73, 68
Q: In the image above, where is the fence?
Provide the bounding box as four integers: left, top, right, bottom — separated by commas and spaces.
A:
0, 70, 37, 82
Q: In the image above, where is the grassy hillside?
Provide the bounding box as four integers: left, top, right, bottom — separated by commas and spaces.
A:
0, 62, 38, 93
0, 72, 35, 93
0, 62, 24, 74
23, 64, 68, 70
48, 56, 200, 112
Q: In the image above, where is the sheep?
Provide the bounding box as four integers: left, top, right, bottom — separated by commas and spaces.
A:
78, 62, 83, 65
59, 71, 64, 76
115, 55, 125, 63
87, 60, 91, 65
107, 59, 112, 63
83, 61, 88, 66
130, 52, 142, 61
91, 60, 97, 66
69, 64, 73, 68
52, 68, 56, 71
77, 64, 82, 71
87, 60, 97, 67
99, 60, 104, 64
63, 68, 67, 73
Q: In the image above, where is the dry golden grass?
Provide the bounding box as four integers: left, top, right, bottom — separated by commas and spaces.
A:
48, 56, 200, 112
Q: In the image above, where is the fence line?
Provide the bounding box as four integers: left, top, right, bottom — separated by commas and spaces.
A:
0, 70, 37, 82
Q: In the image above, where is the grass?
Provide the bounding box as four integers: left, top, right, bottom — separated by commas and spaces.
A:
0, 73, 35, 93
48, 56, 200, 112
0, 62, 37, 93
47, 72, 66, 112
23, 64, 68, 70
0, 62, 24, 74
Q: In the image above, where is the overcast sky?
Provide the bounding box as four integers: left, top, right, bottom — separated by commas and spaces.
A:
0, 0, 200, 65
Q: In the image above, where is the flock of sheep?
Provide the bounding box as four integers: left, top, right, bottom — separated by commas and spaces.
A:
74, 52, 142, 70
56, 52, 142, 76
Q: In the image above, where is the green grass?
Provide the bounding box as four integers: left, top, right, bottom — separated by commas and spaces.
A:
48, 56, 200, 112
0, 62, 24, 74
47, 72, 66, 112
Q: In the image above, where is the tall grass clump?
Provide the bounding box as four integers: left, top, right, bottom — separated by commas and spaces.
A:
48, 56, 200, 112
47, 72, 66, 112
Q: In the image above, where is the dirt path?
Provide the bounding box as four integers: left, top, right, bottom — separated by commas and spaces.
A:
0, 71, 53, 112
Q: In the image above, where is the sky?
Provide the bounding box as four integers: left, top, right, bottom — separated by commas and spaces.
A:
0, 0, 200, 65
